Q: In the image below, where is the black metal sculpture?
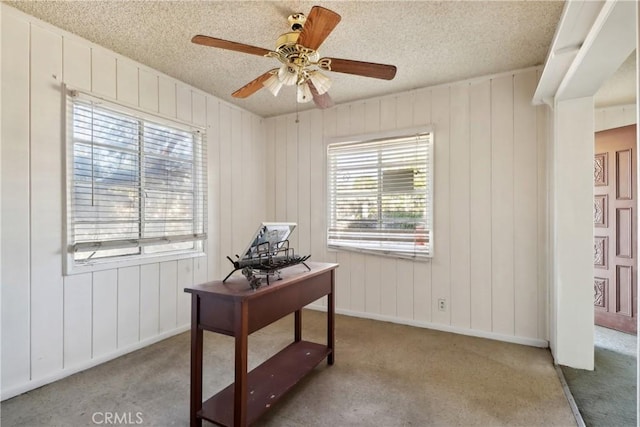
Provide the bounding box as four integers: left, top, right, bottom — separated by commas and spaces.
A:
224, 223, 310, 289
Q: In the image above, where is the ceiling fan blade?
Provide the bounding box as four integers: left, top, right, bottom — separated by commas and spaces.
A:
232, 70, 275, 98
297, 6, 341, 51
191, 35, 272, 57
307, 80, 334, 109
323, 58, 397, 80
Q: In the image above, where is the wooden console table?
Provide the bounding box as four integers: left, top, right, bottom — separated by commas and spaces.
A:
185, 262, 338, 427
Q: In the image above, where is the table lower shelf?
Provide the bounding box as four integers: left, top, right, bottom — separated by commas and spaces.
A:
199, 340, 331, 426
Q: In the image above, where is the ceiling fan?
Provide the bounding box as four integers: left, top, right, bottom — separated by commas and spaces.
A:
191, 5, 397, 109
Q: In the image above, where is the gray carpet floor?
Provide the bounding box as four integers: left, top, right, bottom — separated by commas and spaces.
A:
1, 310, 576, 426
561, 326, 637, 427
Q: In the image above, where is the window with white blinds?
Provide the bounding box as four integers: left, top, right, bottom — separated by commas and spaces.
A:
66, 91, 207, 267
327, 131, 433, 259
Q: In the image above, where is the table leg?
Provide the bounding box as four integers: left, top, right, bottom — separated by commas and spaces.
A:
294, 310, 302, 342
190, 294, 203, 427
234, 301, 249, 427
328, 270, 335, 365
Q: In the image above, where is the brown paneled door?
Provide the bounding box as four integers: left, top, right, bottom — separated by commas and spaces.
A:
594, 124, 637, 334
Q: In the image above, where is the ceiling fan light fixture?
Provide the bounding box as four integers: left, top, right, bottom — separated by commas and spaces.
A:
297, 82, 313, 103
308, 71, 332, 95
192, 6, 396, 109
263, 72, 283, 96
278, 64, 298, 86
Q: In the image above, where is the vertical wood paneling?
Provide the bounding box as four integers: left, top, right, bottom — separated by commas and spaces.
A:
397, 259, 415, 319
117, 266, 140, 348
158, 77, 176, 118
449, 83, 471, 329
413, 88, 432, 127
431, 86, 451, 325
206, 97, 221, 280
396, 92, 414, 129
380, 97, 396, 131
218, 105, 232, 272
254, 116, 267, 223
1, 7, 267, 397
1, 12, 31, 389
177, 259, 193, 326
413, 262, 431, 322
412, 89, 432, 323
322, 108, 337, 266
263, 70, 546, 343
297, 111, 311, 255
176, 84, 192, 123
274, 116, 287, 221
192, 92, 206, 127
159, 261, 178, 332
230, 109, 243, 250
364, 256, 382, 313
116, 59, 138, 106
62, 37, 91, 90
380, 259, 397, 317
469, 80, 493, 332
240, 112, 253, 243
63, 273, 92, 368
491, 75, 515, 335
349, 253, 366, 312
92, 270, 118, 358
138, 69, 158, 112
139, 263, 160, 340
361, 101, 385, 314
309, 109, 325, 268
265, 118, 276, 221
30, 24, 64, 379
337, 103, 351, 135
194, 256, 208, 286
91, 49, 116, 98
334, 105, 351, 309
286, 115, 299, 250
368, 99, 393, 314
514, 71, 539, 338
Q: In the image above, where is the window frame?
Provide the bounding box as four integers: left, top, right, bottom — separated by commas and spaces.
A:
325, 126, 434, 260
63, 87, 207, 275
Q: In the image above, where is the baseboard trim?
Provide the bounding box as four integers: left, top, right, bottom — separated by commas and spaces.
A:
1, 324, 190, 401
555, 365, 586, 427
306, 304, 549, 348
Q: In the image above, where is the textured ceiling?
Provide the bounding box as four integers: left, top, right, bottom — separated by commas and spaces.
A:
7, 0, 566, 117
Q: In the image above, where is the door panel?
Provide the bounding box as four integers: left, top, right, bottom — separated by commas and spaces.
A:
594, 124, 637, 334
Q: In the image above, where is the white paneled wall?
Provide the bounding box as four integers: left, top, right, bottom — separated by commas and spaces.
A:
0, 5, 266, 399
265, 68, 548, 346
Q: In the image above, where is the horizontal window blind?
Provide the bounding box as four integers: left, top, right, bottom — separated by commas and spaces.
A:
327, 132, 433, 259
67, 92, 207, 262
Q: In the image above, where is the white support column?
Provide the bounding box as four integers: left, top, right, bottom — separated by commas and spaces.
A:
635, 0, 639, 419
551, 96, 595, 370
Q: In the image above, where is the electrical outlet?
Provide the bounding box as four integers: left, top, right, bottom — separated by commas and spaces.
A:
438, 298, 446, 311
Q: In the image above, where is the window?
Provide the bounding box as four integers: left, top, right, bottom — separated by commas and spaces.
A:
65, 90, 206, 271
327, 130, 433, 259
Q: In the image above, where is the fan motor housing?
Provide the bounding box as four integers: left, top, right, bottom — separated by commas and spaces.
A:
275, 32, 300, 52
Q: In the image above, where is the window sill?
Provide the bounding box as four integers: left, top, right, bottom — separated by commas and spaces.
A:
327, 245, 432, 261
64, 250, 206, 276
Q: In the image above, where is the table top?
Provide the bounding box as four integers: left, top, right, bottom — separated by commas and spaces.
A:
184, 261, 338, 300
